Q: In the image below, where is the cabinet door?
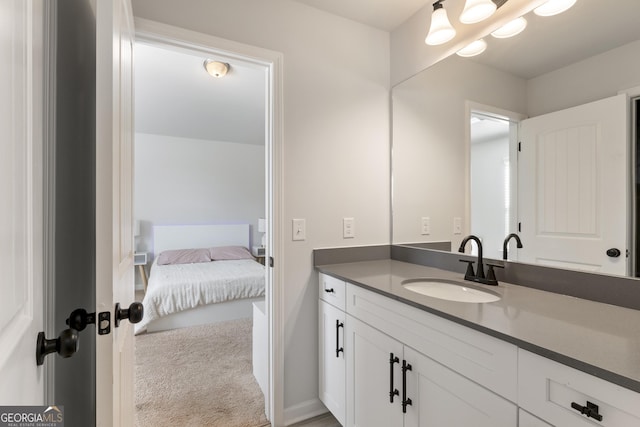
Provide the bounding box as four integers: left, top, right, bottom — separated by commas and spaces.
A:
346, 316, 404, 427
404, 346, 517, 427
319, 301, 346, 426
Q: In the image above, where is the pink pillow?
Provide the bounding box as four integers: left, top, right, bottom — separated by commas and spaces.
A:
209, 246, 253, 261
156, 248, 211, 265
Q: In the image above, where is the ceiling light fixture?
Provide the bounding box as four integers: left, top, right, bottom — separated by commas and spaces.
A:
456, 39, 488, 57
203, 60, 230, 78
491, 16, 528, 38
425, 0, 457, 46
533, 0, 577, 17
460, 0, 497, 24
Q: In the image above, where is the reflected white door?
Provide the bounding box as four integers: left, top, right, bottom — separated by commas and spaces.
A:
0, 0, 45, 404
518, 94, 628, 275
95, 0, 135, 425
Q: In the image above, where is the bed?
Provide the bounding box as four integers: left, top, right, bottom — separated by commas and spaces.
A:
135, 224, 265, 334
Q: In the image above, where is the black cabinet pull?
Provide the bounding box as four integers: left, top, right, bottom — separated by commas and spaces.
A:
335, 320, 344, 358
324, 288, 335, 293
389, 353, 400, 403
571, 401, 603, 422
402, 359, 413, 413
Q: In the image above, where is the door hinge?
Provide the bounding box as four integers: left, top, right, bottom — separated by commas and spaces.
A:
518, 141, 522, 152
518, 222, 522, 232
269, 256, 274, 267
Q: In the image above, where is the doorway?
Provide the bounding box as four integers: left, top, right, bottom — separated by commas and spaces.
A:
468, 104, 522, 261
132, 37, 271, 423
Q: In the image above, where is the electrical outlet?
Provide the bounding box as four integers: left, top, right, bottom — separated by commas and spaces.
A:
453, 217, 462, 235
292, 218, 306, 241
421, 217, 431, 235
343, 217, 355, 238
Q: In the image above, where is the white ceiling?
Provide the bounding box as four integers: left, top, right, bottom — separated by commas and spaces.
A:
135, 0, 640, 143
292, 0, 428, 31
134, 43, 266, 145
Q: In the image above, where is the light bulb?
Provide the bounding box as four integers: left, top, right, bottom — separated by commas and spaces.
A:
456, 39, 487, 57
460, 0, 497, 24
491, 17, 528, 38
534, 0, 577, 17
425, 4, 456, 46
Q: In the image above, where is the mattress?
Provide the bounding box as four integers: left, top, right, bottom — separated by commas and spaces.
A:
135, 259, 265, 334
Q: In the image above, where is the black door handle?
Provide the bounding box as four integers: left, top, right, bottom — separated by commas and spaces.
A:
606, 248, 621, 258
402, 360, 413, 413
36, 329, 79, 366
571, 401, 603, 421
114, 302, 144, 327
335, 320, 344, 358
389, 353, 400, 403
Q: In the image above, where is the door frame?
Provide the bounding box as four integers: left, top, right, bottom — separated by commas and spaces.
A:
133, 18, 285, 425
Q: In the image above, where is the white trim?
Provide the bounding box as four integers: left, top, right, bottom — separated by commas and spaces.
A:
42, 0, 57, 405
619, 85, 640, 98
134, 19, 285, 426
283, 398, 328, 426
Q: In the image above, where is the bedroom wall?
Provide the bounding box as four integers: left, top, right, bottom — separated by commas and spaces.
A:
131, 0, 390, 423
134, 132, 265, 256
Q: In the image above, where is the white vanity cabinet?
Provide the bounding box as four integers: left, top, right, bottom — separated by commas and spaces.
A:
318, 274, 347, 426
344, 286, 517, 427
345, 314, 516, 427
518, 349, 640, 427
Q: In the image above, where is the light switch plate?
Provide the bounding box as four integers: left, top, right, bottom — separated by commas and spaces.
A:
453, 217, 462, 235
421, 217, 431, 235
292, 218, 306, 241
343, 217, 355, 238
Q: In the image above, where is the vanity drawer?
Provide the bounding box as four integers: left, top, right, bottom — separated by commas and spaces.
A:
346, 283, 517, 401
518, 349, 640, 427
319, 273, 346, 310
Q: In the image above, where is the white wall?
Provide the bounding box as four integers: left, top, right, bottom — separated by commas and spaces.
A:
134, 133, 265, 256
392, 55, 526, 248
527, 39, 640, 117
131, 0, 390, 422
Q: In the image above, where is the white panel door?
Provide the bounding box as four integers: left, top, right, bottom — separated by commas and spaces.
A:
0, 0, 45, 404
319, 301, 346, 426
95, 0, 135, 425
403, 346, 517, 427
345, 316, 404, 427
518, 94, 628, 275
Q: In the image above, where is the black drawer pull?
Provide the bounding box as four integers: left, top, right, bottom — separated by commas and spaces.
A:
402, 360, 413, 413
389, 353, 399, 403
324, 288, 335, 293
335, 320, 344, 358
571, 401, 603, 422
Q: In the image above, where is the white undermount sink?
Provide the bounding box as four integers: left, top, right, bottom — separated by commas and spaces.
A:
402, 278, 501, 303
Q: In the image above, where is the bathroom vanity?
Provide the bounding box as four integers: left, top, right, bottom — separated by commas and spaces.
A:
317, 258, 640, 427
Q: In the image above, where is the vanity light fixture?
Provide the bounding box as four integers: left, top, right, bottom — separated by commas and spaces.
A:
456, 39, 488, 57
425, 0, 457, 46
491, 16, 528, 38
203, 59, 230, 78
460, 0, 497, 24
533, 0, 577, 17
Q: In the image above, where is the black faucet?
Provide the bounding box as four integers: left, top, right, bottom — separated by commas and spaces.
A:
458, 235, 500, 286
502, 233, 523, 260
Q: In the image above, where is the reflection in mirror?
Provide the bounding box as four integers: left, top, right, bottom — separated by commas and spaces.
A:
391, 0, 640, 277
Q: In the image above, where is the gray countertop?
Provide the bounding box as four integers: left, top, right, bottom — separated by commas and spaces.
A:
317, 259, 640, 393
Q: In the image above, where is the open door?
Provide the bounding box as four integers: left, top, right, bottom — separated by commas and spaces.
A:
518, 94, 629, 275
95, 0, 136, 425
0, 0, 45, 405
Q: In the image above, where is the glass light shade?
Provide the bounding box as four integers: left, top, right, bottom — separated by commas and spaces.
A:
425, 7, 457, 46
204, 60, 229, 77
533, 0, 577, 16
456, 39, 488, 57
491, 17, 528, 38
460, 0, 497, 24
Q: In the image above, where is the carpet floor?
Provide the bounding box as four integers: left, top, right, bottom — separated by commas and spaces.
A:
135, 318, 269, 427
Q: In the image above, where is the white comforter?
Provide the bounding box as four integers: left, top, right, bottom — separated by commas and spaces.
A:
135, 259, 265, 334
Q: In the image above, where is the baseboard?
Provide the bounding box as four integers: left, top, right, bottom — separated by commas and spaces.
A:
284, 398, 328, 426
